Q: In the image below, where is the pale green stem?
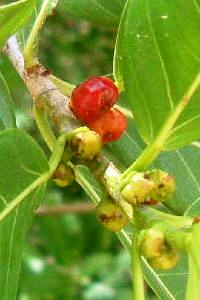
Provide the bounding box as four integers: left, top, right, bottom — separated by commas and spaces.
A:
24, 0, 55, 66
0, 173, 49, 223
190, 248, 200, 275
50, 75, 75, 97
189, 225, 200, 275
0, 132, 69, 223
115, 105, 133, 119
191, 141, 200, 149
186, 225, 200, 300
33, 105, 57, 152
186, 254, 200, 300
144, 207, 193, 229
132, 234, 145, 300
122, 72, 200, 179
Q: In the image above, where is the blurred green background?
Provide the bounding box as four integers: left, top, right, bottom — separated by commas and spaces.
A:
0, 2, 156, 299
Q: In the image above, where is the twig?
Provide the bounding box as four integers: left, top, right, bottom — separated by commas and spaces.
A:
36, 202, 95, 216
4, 36, 25, 79
4, 36, 79, 132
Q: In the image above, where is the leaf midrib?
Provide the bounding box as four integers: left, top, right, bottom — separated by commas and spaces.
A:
155, 72, 200, 150
146, 0, 174, 110
121, 72, 200, 173
145, 0, 200, 148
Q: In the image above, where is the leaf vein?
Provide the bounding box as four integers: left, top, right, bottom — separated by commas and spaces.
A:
176, 150, 200, 194
159, 272, 188, 276
5, 207, 18, 298
193, 0, 200, 15
123, 131, 142, 151
90, 0, 118, 19
184, 196, 200, 216
0, 194, 8, 206
146, 0, 174, 109
171, 112, 200, 134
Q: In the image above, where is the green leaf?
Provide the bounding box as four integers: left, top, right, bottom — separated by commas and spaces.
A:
108, 119, 200, 299
0, 129, 49, 300
0, 0, 35, 48
114, 0, 200, 150
60, 0, 126, 27
0, 71, 16, 130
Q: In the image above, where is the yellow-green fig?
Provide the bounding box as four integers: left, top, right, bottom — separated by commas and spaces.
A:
140, 228, 165, 259
146, 169, 175, 202
52, 163, 74, 187
96, 198, 129, 232
149, 249, 179, 270
69, 130, 102, 160
121, 172, 154, 205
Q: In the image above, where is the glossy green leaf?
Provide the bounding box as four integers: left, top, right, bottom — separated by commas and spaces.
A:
0, 0, 35, 48
0, 71, 16, 130
114, 0, 200, 150
0, 129, 49, 300
60, 0, 126, 27
107, 117, 200, 299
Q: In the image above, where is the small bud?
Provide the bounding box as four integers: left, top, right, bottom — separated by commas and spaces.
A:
121, 172, 154, 205
69, 130, 102, 160
96, 198, 129, 232
146, 169, 175, 202
140, 228, 165, 259
52, 163, 74, 187
149, 249, 179, 270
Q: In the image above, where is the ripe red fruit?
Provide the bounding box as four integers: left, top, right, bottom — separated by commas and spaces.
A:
89, 108, 127, 144
70, 77, 119, 123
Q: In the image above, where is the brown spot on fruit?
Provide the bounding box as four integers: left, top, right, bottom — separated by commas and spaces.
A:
96, 198, 129, 232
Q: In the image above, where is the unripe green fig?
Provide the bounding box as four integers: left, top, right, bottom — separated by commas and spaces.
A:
149, 249, 179, 270
145, 169, 175, 202
69, 130, 102, 160
140, 228, 165, 259
52, 163, 74, 187
96, 198, 129, 232
121, 172, 154, 205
